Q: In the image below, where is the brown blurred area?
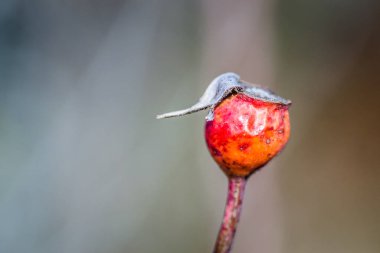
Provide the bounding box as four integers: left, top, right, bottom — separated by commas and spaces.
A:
276, 1, 380, 252
0, 0, 379, 253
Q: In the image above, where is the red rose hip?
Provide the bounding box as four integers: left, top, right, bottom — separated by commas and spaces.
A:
205, 93, 290, 178
157, 73, 291, 253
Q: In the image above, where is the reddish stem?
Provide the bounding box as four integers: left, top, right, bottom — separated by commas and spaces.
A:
213, 176, 247, 253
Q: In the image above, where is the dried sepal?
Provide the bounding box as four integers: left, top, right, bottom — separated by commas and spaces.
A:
156, 72, 291, 120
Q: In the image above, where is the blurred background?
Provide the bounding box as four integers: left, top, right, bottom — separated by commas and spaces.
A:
0, 0, 379, 252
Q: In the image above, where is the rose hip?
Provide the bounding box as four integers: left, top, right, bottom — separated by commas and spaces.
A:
157, 73, 291, 253
205, 93, 290, 178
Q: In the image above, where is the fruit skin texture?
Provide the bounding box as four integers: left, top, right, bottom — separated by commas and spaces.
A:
205, 93, 290, 178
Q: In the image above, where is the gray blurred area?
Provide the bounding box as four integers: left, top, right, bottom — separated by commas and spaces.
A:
0, 0, 379, 253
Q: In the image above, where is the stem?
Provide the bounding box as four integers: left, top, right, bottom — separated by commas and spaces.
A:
213, 176, 247, 253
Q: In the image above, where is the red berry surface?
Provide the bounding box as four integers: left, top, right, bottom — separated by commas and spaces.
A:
205, 93, 290, 177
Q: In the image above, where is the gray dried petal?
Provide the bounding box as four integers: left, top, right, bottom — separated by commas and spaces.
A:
240, 82, 292, 105
156, 72, 291, 120
156, 72, 242, 119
